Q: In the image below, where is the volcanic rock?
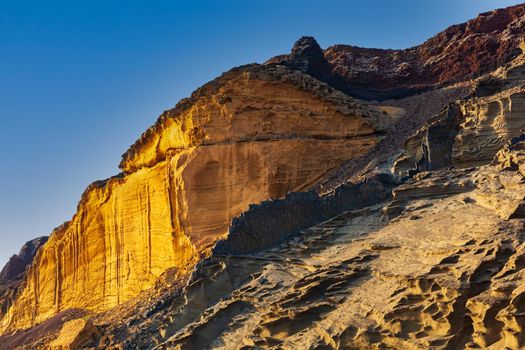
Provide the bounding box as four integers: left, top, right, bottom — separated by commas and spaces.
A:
269, 4, 525, 100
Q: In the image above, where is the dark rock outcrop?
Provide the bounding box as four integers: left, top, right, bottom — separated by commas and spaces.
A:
267, 36, 351, 98
0, 236, 48, 284
471, 76, 506, 97
214, 174, 395, 255
277, 36, 331, 81
0, 236, 48, 323
419, 103, 462, 171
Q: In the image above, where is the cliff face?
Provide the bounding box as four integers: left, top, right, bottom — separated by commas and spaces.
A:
151, 160, 525, 350
453, 89, 525, 167
0, 237, 48, 323
0, 65, 395, 332
393, 49, 525, 178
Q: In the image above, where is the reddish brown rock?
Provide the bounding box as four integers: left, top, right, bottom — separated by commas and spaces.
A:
269, 4, 525, 100
3, 3, 525, 349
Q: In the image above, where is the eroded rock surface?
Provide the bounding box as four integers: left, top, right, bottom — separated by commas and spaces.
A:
0, 236, 48, 285
136, 142, 525, 350
0, 64, 395, 334
393, 47, 525, 179
49, 318, 99, 350
0, 237, 48, 323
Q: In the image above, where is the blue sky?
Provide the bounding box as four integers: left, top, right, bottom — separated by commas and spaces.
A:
0, 0, 522, 267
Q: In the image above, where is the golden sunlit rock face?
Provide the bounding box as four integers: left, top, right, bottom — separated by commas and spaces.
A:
0, 65, 394, 332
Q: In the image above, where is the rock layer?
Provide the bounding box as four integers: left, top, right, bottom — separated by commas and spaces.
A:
0, 237, 48, 323
84, 152, 525, 349
393, 48, 525, 179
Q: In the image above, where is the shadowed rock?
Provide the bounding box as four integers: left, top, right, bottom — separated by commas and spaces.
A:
0, 236, 48, 284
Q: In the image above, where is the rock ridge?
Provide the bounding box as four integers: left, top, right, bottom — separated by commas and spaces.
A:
269, 3, 525, 100
0, 237, 48, 285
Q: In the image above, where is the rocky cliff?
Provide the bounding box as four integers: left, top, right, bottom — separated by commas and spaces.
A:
3, 3, 525, 350
393, 47, 525, 178
108, 29, 525, 350
0, 237, 48, 285
0, 64, 397, 334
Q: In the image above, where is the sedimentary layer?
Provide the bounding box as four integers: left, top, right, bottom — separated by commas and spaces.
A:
71, 135, 525, 350
154, 160, 525, 349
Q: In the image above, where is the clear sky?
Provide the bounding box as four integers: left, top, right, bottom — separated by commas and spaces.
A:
0, 0, 523, 267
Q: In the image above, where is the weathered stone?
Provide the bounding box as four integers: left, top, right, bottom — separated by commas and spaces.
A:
392, 104, 461, 178
382, 200, 406, 220
470, 135, 525, 220
214, 174, 393, 255
0, 236, 48, 322
453, 89, 525, 167
393, 169, 475, 200
150, 150, 525, 350
49, 318, 99, 350
393, 58, 525, 178
4, 4, 525, 349
471, 76, 506, 97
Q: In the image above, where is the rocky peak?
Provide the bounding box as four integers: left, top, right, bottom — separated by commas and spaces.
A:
288, 36, 325, 66
5, 3, 525, 349
269, 36, 334, 86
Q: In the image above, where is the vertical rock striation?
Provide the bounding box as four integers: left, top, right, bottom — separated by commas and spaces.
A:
4, 4, 525, 347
